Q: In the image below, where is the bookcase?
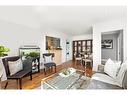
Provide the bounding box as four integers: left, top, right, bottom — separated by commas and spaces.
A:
73, 39, 93, 60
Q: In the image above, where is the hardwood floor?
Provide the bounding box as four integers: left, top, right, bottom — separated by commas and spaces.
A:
1, 60, 93, 89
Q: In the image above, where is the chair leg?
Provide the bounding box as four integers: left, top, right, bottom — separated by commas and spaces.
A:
75, 60, 77, 66
51, 67, 53, 71
16, 79, 19, 89
19, 79, 22, 89
48, 67, 50, 72
54, 66, 56, 73
76, 60, 78, 65
30, 72, 32, 80
4, 81, 8, 89
44, 68, 46, 75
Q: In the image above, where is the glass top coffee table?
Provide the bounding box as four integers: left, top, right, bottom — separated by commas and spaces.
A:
41, 68, 91, 89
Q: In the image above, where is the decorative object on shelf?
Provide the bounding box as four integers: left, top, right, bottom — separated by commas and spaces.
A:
101, 39, 113, 49
19, 45, 40, 73
0, 45, 10, 57
31, 57, 40, 73
66, 40, 70, 61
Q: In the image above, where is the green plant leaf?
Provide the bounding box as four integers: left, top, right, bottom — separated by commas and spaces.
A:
0, 45, 10, 57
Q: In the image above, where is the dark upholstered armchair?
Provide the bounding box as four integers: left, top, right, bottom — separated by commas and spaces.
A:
43, 53, 56, 75
2, 56, 32, 89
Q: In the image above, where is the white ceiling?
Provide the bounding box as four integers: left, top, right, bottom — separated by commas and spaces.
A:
0, 6, 127, 35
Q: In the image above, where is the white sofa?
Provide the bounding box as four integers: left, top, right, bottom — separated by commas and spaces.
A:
88, 64, 127, 89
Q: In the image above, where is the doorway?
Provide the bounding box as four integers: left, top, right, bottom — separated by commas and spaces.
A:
101, 30, 123, 63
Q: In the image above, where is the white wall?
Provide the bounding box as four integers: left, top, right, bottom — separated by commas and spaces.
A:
72, 34, 92, 41
40, 28, 73, 65
93, 19, 127, 71
0, 20, 42, 56
0, 20, 72, 63
0, 20, 42, 81
0, 20, 73, 81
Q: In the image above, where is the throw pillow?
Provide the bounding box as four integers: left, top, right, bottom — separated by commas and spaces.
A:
44, 55, 53, 63
104, 58, 121, 79
8, 59, 23, 76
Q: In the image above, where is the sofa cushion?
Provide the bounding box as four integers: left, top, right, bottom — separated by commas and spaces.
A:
92, 73, 120, 87
104, 59, 121, 79
44, 55, 53, 63
122, 70, 127, 89
8, 59, 23, 76
116, 62, 127, 87
87, 79, 122, 89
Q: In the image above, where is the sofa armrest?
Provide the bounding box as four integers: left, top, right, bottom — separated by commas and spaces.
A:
97, 64, 105, 73
123, 70, 127, 89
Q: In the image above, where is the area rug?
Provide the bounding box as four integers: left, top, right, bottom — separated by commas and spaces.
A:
41, 74, 91, 90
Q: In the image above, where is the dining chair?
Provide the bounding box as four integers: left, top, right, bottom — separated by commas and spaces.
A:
43, 53, 56, 75
74, 52, 82, 66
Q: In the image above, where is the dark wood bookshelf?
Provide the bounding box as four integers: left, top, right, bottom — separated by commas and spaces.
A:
72, 39, 93, 60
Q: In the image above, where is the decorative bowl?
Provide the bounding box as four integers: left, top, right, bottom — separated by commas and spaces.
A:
59, 68, 76, 77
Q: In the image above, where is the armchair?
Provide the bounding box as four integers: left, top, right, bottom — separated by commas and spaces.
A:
2, 56, 32, 89
88, 63, 127, 89
43, 53, 56, 75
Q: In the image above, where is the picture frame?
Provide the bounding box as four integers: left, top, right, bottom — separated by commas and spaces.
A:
101, 39, 113, 49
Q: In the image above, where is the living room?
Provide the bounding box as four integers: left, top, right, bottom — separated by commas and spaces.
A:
0, 5, 127, 94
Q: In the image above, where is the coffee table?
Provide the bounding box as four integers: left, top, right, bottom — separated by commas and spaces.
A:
41, 68, 91, 89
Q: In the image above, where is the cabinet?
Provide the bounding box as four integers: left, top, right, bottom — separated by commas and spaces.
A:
73, 40, 93, 60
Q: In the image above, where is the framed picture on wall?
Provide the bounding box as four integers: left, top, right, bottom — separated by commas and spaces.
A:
101, 39, 113, 49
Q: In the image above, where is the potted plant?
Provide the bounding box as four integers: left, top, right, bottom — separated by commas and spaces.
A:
25, 52, 40, 58
0, 45, 10, 85
0, 45, 10, 57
